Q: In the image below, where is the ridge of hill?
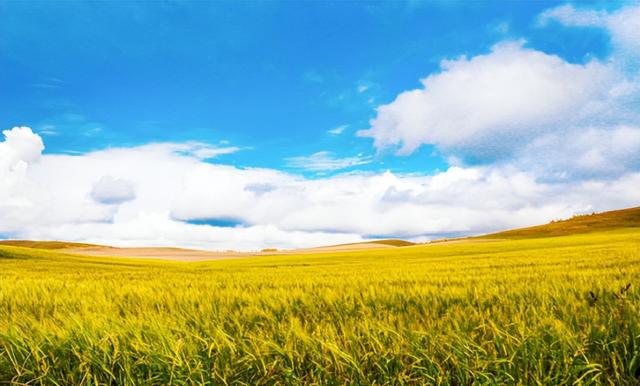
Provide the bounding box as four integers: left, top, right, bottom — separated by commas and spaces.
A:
482, 206, 640, 239
0, 240, 98, 249
2, 206, 638, 255
327, 239, 415, 248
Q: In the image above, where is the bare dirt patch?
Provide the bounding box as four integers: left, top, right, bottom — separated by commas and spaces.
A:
62, 246, 258, 262
62, 242, 402, 262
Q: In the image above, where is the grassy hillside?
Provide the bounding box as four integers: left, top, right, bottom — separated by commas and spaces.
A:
483, 206, 640, 239
368, 239, 415, 247
1, 228, 640, 384
330, 239, 416, 248
0, 240, 97, 250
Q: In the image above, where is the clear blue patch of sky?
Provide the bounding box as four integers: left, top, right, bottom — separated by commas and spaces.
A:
0, 0, 617, 176
182, 218, 246, 228
0, 232, 15, 240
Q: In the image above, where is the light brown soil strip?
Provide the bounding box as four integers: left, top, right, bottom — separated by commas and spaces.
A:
62, 242, 400, 262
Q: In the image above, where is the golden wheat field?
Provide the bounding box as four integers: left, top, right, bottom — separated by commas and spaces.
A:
1, 227, 640, 385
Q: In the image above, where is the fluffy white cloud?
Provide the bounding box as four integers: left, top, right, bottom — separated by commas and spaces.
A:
359, 41, 631, 159
359, 4, 640, 181
0, 126, 44, 166
1, 127, 639, 250
0, 127, 45, 218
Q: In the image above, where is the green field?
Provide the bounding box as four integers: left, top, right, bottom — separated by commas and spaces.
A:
1, 213, 640, 384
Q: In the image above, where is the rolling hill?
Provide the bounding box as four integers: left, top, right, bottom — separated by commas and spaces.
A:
1, 207, 638, 258
482, 206, 640, 239
0, 240, 98, 250
0, 238, 416, 261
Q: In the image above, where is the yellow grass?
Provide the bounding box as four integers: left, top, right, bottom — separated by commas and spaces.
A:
483, 206, 640, 239
1, 228, 639, 384
0, 240, 97, 250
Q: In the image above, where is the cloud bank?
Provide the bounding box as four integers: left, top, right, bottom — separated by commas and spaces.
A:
1, 125, 639, 250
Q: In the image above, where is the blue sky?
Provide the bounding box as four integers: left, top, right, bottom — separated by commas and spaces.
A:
0, 0, 613, 175
1, 1, 639, 249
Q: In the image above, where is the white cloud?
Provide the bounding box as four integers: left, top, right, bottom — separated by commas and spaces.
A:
285, 151, 372, 171
359, 4, 640, 180
148, 141, 242, 160
185, 144, 242, 159
90, 176, 136, 204
0, 126, 44, 166
538, 4, 640, 64
38, 125, 58, 136
493, 21, 510, 35
359, 41, 621, 157
1, 127, 640, 250
0, 127, 45, 213
538, 5, 606, 27
519, 126, 640, 179
328, 125, 347, 135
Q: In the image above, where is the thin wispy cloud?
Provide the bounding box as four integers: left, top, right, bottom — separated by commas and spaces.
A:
328, 125, 347, 136
143, 141, 243, 160
285, 151, 372, 171
38, 125, 58, 136
30, 77, 63, 89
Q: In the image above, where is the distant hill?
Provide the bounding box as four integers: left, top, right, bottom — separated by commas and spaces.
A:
3, 206, 638, 254
0, 238, 417, 260
0, 240, 98, 250
367, 239, 416, 247
330, 239, 416, 248
483, 206, 640, 239
293, 239, 416, 254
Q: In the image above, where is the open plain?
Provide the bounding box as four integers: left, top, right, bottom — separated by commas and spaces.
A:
1, 209, 639, 384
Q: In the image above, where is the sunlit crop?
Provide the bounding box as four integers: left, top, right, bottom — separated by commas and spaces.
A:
1, 229, 639, 384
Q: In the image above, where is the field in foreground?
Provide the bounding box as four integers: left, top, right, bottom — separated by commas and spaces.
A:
1, 228, 640, 384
